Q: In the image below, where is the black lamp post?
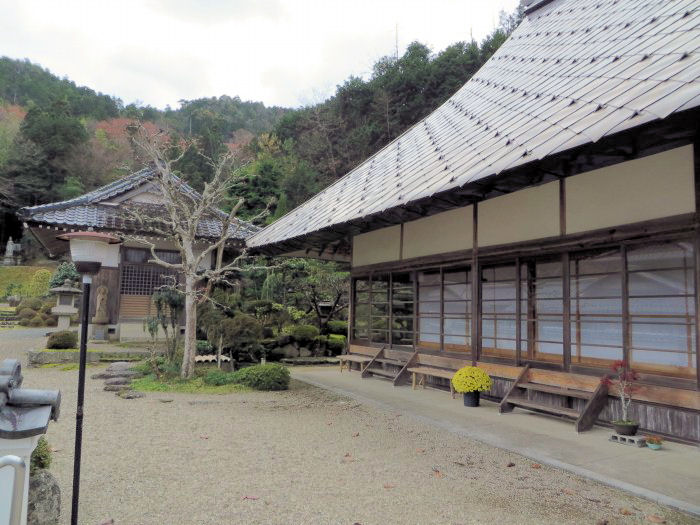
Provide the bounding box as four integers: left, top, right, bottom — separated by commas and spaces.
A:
57, 231, 121, 525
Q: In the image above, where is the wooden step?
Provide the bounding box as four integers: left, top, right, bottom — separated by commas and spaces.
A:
373, 357, 407, 366
365, 368, 397, 379
517, 382, 592, 399
507, 396, 581, 418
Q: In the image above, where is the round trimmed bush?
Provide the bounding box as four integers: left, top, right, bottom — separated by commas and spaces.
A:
327, 334, 346, 354
203, 369, 236, 386
18, 308, 37, 320
326, 320, 348, 335
47, 330, 78, 349
231, 363, 290, 390
45, 317, 58, 327
290, 324, 320, 346
27, 315, 44, 327
16, 297, 43, 313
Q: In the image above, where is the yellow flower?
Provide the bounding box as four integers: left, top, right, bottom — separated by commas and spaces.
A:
451, 366, 492, 393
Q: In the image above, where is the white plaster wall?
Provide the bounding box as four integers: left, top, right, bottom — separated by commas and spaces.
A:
403, 206, 473, 259
478, 180, 560, 247
352, 225, 401, 267
566, 145, 695, 234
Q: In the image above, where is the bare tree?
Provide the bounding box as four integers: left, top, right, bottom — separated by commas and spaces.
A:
124, 124, 262, 378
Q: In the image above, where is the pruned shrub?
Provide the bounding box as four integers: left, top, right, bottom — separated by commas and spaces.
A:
27, 269, 52, 297
44, 316, 58, 327
49, 261, 79, 288
231, 363, 290, 390
290, 324, 319, 346
203, 369, 236, 386
27, 315, 44, 327
196, 340, 213, 355
16, 298, 42, 314
326, 320, 348, 335
18, 308, 37, 320
47, 330, 78, 349
30, 436, 52, 474
327, 334, 346, 354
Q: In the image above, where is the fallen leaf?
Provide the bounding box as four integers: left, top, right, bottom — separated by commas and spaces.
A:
433, 470, 444, 478
595, 520, 608, 525
506, 462, 515, 468
562, 488, 575, 495
619, 508, 634, 516
587, 498, 601, 503
530, 463, 541, 469
352, 432, 360, 437
383, 483, 395, 490
454, 461, 466, 467
242, 496, 259, 501
199, 435, 209, 440
646, 515, 666, 524
344, 452, 352, 457
416, 448, 426, 454
327, 422, 333, 426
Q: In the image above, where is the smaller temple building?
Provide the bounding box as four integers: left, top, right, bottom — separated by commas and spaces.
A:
18, 169, 259, 341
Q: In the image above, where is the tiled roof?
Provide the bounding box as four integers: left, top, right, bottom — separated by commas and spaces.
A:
19, 168, 260, 240
248, 0, 700, 249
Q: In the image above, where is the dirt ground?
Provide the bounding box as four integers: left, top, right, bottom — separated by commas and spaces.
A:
2, 329, 696, 525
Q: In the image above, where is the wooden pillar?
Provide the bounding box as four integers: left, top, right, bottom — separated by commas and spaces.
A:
348, 277, 355, 344
412, 270, 418, 351
562, 252, 571, 371
621, 245, 630, 365
471, 203, 479, 365
527, 261, 536, 360
439, 267, 444, 353
388, 273, 394, 349
695, 233, 700, 387
515, 256, 522, 366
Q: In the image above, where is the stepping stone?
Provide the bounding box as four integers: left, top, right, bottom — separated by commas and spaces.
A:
106, 361, 135, 372
104, 384, 132, 392
117, 390, 144, 399
91, 370, 141, 380
105, 377, 130, 386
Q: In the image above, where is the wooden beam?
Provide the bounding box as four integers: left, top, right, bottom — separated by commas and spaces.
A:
499, 364, 530, 413
575, 381, 608, 432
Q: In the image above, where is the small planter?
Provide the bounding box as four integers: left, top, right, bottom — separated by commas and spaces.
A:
462, 391, 480, 407
647, 442, 662, 451
612, 421, 639, 436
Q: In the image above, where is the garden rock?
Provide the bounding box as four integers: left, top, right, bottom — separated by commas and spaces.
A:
270, 343, 299, 359
299, 347, 313, 358
91, 370, 141, 380
27, 469, 61, 525
105, 377, 130, 386
104, 384, 132, 392
117, 390, 144, 399
105, 361, 134, 372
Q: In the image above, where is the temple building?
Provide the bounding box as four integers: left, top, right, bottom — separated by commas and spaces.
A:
247, 0, 700, 442
19, 169, 259, 341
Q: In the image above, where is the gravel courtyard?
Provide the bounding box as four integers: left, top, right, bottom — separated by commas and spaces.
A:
2, 329, 696, 524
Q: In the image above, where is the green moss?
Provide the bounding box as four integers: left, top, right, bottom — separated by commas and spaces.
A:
131, 375, 251, 394
39, 362, 99, 370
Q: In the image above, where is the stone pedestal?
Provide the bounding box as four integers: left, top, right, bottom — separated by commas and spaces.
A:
0, 435, 40, 525
92, 324, 108, 341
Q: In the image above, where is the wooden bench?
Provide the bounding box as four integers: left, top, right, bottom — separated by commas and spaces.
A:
407, 354, 470, 398
339, 346, 379, 372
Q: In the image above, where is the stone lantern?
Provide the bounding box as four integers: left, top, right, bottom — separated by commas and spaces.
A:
50, 279, 81, 331
0, 359, 61, 525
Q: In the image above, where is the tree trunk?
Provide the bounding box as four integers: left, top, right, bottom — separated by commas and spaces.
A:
217, 334, 222, 369
181, 276, 197, 379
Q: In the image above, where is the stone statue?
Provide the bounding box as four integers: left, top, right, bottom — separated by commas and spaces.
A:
91, 285, 109, 324
3, 237, 15, 266
4, 237, 13, 257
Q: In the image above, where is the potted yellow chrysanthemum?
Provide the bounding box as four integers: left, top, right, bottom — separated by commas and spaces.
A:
451, 366, 492, 407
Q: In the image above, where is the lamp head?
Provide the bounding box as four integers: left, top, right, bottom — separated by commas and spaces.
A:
56, 231, 122, 275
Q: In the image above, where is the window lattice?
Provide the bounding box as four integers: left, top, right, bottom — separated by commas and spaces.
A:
120, 264, 179, 296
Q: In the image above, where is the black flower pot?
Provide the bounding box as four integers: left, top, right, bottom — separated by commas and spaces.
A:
463, 391, 480, 407
612, 421, 639, 436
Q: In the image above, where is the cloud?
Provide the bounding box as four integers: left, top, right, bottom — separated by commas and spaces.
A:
0, 0, 520, 109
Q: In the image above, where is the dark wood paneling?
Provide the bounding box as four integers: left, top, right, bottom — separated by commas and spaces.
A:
90, 267, 120, 324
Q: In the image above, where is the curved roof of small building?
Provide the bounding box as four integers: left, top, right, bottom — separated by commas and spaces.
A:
248, 0, 700, 251
19, 168, 261, 240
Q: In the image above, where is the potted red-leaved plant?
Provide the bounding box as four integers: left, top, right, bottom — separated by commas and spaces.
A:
602, 360, 639, 436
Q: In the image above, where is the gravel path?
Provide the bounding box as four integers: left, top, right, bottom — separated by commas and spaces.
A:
0, 331, 695, 524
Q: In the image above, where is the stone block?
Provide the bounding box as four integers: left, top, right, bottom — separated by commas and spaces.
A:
609, 433, 646, 447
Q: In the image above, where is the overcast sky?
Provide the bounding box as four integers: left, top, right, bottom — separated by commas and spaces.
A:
1, 0, 519, 109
